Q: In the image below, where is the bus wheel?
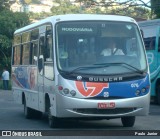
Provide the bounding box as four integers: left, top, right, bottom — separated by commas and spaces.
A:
48, 107, 59, 128
24, 98, 33, 119
33, 110, 43, 119
121, 116, 135, 127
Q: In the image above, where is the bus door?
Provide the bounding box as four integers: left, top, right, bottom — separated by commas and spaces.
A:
43, 25, 55, 111
37, 25, 54, 112
38, 31, 45, 112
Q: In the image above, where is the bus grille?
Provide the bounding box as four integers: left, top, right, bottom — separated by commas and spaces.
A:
73, 108, 136, 115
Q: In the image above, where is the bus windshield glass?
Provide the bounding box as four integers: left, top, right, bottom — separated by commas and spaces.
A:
56, 21, 147, 75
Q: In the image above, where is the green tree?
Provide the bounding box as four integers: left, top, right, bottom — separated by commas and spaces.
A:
0, 10, 30, 39
51, 0, 81, 15
0, 35, 11, 67
0, 9, 30, 72
75, 0, 151, 19
0, 0, 10, 11
151, 0, 160, 18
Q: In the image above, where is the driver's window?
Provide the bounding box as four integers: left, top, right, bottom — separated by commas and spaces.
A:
45, 25, 53, 62
44, 25, 54, 80
38, 35, 45, 74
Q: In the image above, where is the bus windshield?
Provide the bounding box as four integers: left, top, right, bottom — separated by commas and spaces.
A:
56, 21, 147, 75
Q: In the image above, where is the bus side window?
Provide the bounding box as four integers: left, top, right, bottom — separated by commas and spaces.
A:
14, 45, 21, 65
22, 43, 30, 65
144, 37, 155, 50
150, 37, 155, 50
31, 41, 38, 64
21, 31, 30, 65
13, 35, 22, 65
31, 29, 39, 64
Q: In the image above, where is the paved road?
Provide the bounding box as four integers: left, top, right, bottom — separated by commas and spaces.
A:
0, 89, 160, 138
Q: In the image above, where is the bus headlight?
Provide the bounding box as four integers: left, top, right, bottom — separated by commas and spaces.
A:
135, 90, 141, 96
141, 88, 146, 94
63, 88, 69, 94
70, 90, 76, 96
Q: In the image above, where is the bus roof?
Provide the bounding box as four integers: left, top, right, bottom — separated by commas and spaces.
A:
138, 19, 160, 27
14, 14, 136, 34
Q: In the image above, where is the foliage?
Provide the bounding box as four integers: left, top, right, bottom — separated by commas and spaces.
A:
0, 34, 11, 73
50, 0, 151, 19
0, 10, 30, 39
51, 0, 81, 15
0, 0, 10, 12
0, 9, 30, 72
29, 12, 52, 21
151, 0, 160, 18
26, 0, 152, 21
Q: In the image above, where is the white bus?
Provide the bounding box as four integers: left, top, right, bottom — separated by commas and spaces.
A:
12, 14, 150, 128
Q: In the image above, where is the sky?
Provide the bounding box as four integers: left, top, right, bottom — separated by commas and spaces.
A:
140, 0, 150, 2
138, 0, 150, 5
118, 0, 150, 3
136, 0, 151, 6
117, 0, 151, 7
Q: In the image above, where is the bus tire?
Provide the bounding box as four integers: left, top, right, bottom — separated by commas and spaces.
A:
24, 98, 33, 119
121, 116, 135, 127
33, 110, 43, 119
48, 107, 59, 128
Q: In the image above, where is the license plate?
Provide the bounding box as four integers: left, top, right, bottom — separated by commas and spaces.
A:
98, 102, 115, 109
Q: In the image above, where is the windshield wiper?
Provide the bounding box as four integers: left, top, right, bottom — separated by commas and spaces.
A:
67, 66, 96, 75
67, 64, 111, 75
94, 62, 145, 74
67, 62, 145, 75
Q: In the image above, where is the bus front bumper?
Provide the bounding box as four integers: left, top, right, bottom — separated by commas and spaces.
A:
53, 92, 150, 118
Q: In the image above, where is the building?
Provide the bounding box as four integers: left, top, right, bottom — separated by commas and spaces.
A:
10, 0, 23, 12
28, 4, 51, 13
10, 0, 53, 13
